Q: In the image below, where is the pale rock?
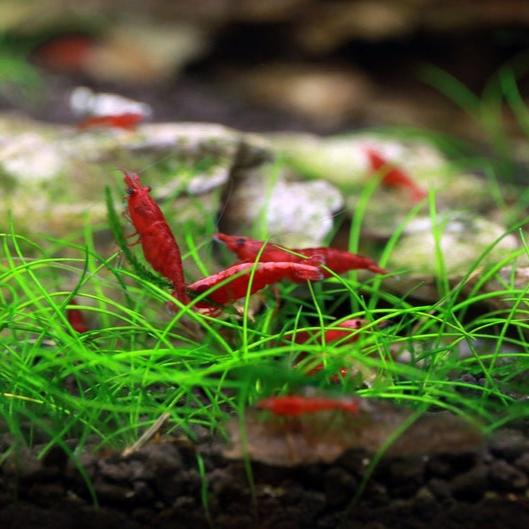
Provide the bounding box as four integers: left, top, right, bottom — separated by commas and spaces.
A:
0, 132, 65, 182
222, 168, 343, 247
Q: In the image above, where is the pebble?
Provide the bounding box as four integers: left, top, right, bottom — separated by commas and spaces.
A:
324, 467, 357, 506
449, 464, 489, 501
427, 478, 452, 502
514, 452, 529, 474
489, 460, 528, 490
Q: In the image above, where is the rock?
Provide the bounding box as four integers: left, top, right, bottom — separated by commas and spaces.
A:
224, 404, 482, 466
0, 116, 273, 239
384, 212, 519, 301
221, 167, 343, 247
387, 213, 514, 274
273, 132, 497, 240
82, 21, 208, 83
0, 130, 66, 183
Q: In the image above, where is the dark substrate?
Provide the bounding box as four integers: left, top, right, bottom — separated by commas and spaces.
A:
2, 427, 529, 529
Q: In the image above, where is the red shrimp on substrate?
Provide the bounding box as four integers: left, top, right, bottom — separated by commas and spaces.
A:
186, 261, 323, 315
215, 233, 386, 275
124, 171, 189, 304
257, 395, 361, 416
78, 112, 144, 131
365, 148, 427, 202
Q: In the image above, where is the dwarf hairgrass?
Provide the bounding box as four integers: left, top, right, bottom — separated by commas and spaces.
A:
1, 113, 529, 508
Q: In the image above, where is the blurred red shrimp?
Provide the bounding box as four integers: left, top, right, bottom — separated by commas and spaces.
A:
294, 318, 365, 345
365, 148, 427, 202
186, 261, 323, 315
257, 395, 360, 416
294, 319, 366, 380
66, 299, 89, 334
34, 34, 95, 72
215, 233, 385, 275
124, 171, 189, 304
77, 112, 144, 131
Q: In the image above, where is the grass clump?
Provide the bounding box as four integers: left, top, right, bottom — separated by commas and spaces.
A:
3, 69, 529, 455
1, 176, 528, 458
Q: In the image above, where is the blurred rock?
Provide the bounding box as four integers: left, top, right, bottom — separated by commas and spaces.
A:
384, 212, 519, 300
1, 0, 528, 143
0, 116, 272, 238
388, 213, 518, 277
296, 0, 529, 53
232, 0, 312, 22
272, 132, 497, 240
295, 1, 414, 53
83, 21, 208, 84
224, 402, 482, 466
0, 130, 66, 183
233, 64, 371, 128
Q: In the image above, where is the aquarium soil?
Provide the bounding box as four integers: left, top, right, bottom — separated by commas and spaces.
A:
1, 427, 529, 529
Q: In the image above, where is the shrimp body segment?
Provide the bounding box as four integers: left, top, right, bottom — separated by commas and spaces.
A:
124, 172, 189, 303
257, 395, 361, 416
187, 261, 323, 313
215, 233, 385, 275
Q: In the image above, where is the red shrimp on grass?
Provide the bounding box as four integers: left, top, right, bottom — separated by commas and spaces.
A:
365, 148, 427, 203
257, 395, 361, 416
124, 171, 189, 304
186, 261, 324, 315
294, 318, 366, 380
66, 299, 89, 333
294, 318, 366, 346
123, 172, 323, 316
215, 233, 386, 276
